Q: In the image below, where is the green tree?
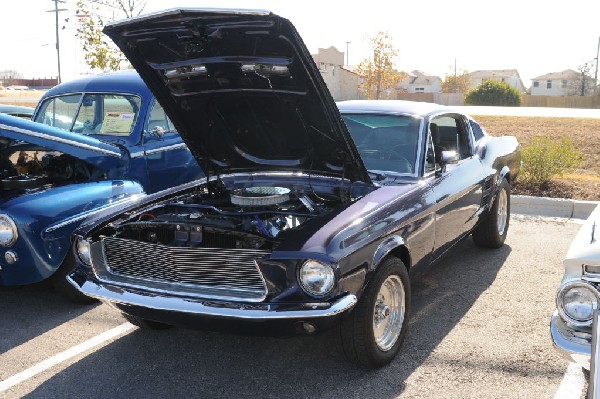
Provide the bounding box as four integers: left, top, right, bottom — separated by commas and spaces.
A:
76, 0, 147, 71
441, 70, 471, 93
356, 32, 404, 100
464, 80, 522, 106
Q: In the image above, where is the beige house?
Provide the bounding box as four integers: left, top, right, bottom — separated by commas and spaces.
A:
311, 47, 364, 101
467, 69, 526, 93
399, 70, 442, 93
530, 69, 595, 96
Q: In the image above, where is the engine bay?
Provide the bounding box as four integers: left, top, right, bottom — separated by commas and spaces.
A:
112, 182, 340, 251
0, 142, 105, 192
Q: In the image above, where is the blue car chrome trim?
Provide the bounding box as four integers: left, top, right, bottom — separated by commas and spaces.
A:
0, 123, 122, 157
129, 142, 189, 158
69, 276, 357, 320
43, 195, 143, 233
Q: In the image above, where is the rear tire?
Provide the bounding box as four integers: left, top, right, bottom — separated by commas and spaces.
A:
122, 313, 172, 330
51, 254, 98, 305
473, 178, 510, 249
340, 257, 410, 368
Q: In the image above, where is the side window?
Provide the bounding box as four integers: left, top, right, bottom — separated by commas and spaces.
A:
469, 120, 486, 141
35, 94, 81, 130
147, 101, 176, 134
430, 115, 473, 160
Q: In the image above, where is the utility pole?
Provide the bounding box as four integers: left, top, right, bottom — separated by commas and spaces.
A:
345, 41, 351, 66
47, 0, 67, 84
595, 36, 600, 90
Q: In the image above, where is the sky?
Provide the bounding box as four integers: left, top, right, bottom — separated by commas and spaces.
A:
1, 0, 599, 88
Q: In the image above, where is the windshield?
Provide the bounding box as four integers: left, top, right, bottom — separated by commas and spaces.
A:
342, 114, 421, 175
35, 93, 141, 136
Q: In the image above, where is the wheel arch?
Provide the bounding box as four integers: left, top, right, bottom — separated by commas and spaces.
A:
372, 235, 411, 273
498, 165, 512, 187
489, 166, 511, 210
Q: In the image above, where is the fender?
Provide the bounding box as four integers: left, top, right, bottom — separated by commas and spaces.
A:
489, 165, 512, 209
372, 235, 408, 270
0, 180, 144, 285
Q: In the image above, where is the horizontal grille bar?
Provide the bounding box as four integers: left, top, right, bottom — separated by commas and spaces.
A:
97, 237, 269, 300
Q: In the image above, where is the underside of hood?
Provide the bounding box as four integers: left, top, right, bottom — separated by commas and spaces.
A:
103, 8, 370, 183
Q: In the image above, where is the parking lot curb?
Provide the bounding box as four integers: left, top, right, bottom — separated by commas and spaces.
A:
512, 195, 600, 220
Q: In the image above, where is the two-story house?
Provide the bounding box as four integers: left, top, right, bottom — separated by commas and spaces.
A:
467, 69, 526, 93
530, 69, 595, 96
311, 46, 363, 101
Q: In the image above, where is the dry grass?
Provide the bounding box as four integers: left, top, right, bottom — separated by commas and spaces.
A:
0, 90, 45, 108
474, 115, 600, 200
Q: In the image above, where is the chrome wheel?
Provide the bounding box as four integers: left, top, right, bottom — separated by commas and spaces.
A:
373, 275, 405, 351
496, 187, 508, 235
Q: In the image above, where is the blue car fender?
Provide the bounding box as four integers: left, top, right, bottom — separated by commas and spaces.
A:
0, 180, 144, 285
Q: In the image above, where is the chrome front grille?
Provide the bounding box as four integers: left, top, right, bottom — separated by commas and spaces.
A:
91, 237, 269, 301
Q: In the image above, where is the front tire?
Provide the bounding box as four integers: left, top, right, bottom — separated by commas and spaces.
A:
51, 254, 98, 305
473, 178, 510, 249
340, 257, 410, 368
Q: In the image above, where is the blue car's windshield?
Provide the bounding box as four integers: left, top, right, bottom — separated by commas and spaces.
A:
342, 114, 421, 176
35, 93, 142, 136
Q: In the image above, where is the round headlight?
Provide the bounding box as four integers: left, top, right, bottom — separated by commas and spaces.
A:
299, 260, 335, 297
557, 281, 599, 326
76, 238, 92, 266
0, 214, 18, 247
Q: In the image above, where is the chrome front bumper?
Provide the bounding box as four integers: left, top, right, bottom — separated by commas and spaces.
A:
550, 310, 592, 369
68, 276, 357, 320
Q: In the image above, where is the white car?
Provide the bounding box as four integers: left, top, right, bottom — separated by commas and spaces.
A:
551, 205, 600, 393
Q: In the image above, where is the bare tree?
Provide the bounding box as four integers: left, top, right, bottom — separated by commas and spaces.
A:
566, 62, 595, 96
86, 0, 146, 18
0, 70, 23, 86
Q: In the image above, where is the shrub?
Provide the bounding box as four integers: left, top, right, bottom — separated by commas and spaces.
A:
464, 80, 522, 106
520, 136, 584, 186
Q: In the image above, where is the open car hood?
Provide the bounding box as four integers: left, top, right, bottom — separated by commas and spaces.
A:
0, 113, 125, 171
104, 8, 370, 183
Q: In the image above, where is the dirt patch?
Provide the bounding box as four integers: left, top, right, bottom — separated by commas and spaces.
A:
474, 115, 600, 201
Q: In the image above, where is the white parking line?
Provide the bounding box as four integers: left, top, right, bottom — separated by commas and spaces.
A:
554, 362, 587, 399
0, 322, 135, 393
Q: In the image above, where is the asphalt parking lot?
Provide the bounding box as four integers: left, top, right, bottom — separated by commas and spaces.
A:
0, 216, 584, 398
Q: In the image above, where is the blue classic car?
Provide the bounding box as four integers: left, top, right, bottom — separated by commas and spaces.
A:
0, 71, 202, 302
68, 9, 521, 367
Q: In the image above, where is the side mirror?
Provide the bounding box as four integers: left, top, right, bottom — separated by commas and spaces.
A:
441, 150, 459, 165
148, 126, 165, 139
476, 143, 487, 159
435, 151, 459, 177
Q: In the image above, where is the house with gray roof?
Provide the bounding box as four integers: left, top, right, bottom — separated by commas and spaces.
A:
530, 69, 595, 96
399, 70, 442, 93
467, 69, 525, 93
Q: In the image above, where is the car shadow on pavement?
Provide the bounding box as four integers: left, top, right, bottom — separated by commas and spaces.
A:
22, 238, 509, 399
0, 282, 98, 355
